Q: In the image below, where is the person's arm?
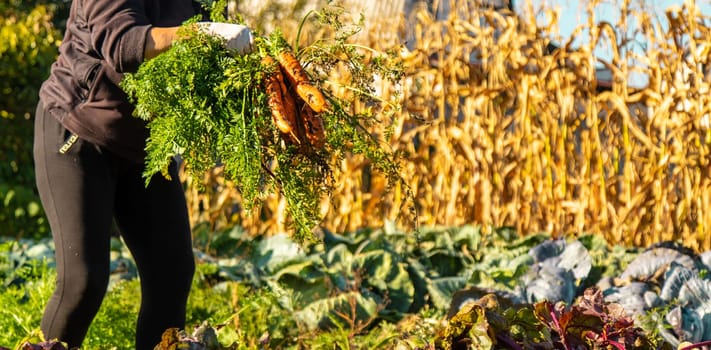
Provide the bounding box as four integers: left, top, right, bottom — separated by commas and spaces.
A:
81, 0, 162, 72
144, 27, 181, 60
82, 1, 254, 73
144, 23, 254, 60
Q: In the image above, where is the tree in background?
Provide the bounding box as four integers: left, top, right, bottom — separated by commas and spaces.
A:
0, 0, 68, 238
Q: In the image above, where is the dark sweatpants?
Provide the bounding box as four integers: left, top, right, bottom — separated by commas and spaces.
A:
33, 102, 195, 350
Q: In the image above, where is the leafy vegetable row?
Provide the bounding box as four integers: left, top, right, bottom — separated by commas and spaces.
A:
5, 226, 711, 349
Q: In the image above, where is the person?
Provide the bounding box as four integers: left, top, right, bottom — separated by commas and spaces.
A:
33, 1, 253, 349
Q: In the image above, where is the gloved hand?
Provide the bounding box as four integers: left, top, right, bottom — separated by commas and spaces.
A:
197, 22, 254, 54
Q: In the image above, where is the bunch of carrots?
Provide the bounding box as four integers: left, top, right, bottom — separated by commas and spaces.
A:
261, 49, 328, 151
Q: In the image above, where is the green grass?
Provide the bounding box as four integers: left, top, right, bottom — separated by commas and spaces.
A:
0, 261, 51, 348
0, 261, 140, 350
0, 260, 411, 350
0, 260, 234, 349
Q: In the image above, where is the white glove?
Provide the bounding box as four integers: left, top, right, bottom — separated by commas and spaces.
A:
197, 22, 254, 54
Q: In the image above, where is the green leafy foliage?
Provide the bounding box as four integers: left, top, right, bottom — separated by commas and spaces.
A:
0, 3, 61, 239
0, 239, 51, 292
189, 224, 670, 349
189, 224, 485, 334
0, 5, 60, 113
217, 284, 300, 349
0, 239, 138, 349
0, 185, 49, 239
191, 225, 512, 332
434, 288, 656, 350
83, 280, 141, 349
0, 259, 54, 349
434, 295, 495, 350
532, 288, 655, 349
0, 0, 69, 26
121, 7, 407, 242
4, 226, 695, 349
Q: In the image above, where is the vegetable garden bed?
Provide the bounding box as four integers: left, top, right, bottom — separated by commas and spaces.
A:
2, 226, 711, 349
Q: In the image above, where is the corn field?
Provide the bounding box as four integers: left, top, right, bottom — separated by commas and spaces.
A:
185, 0, 711, 251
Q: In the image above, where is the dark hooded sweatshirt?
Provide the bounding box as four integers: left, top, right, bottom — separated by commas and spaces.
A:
39, 0, 198, 163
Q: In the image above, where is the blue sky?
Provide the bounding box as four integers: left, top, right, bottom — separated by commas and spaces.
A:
517, 0, 710, 85
521, 0, 711, 48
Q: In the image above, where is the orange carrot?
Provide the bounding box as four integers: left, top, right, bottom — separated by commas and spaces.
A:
276, 51, 311, 85
262, 56, 300, 144
276, 50, 328, 113
295, 84, 328, 114
297, 102, 326, 149
277, 68, 305, 144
